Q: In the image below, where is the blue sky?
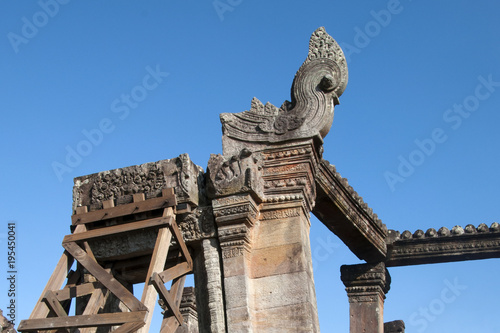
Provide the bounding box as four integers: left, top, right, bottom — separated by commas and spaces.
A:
1, 1, 500, 332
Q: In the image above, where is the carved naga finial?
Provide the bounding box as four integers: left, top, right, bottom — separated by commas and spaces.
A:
220, 27, 348, 155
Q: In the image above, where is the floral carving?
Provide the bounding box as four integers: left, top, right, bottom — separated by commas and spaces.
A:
90, 163, 165, 204
178, 207, 216, 242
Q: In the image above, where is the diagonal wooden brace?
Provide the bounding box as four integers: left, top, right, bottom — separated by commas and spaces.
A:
62, 241, 147, 312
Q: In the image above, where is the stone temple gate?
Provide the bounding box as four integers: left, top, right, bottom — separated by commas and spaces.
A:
18, 27, 500, 333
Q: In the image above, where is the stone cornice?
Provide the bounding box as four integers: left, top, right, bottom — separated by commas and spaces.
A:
314, 159, 387, 262
341, 263, 391, 297
386, 223, 500, 267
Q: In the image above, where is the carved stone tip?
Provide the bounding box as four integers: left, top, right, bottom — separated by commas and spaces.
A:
305, 26, 348, 99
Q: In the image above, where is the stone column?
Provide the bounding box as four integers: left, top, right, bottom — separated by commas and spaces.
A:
251, 141, 320, 332
177, 207, 226, 333
212, 194, 259, 333
175, 287, 198, 333
192, 238, 226, 333
341, 263, 391, 333
208, 139, 321, 332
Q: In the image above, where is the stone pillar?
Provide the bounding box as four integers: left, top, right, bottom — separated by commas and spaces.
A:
341, 263, 391, 333
251, 142, 320, 332
193, 238, 226, 333
177, 207, 226, 333
212, 193, 259, 333
175, 287, 198, 333
208, 139, 321, 332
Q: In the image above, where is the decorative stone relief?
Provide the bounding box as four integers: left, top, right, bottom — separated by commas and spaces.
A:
73, 153, 203, 212
207, 149, 263, 200
220, 27, 348, 156
386, 222, 500, 267
341, 263, 391, 301
178, 207, 216, 243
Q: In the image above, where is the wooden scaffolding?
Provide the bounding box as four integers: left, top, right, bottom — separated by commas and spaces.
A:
18, 188, 193, 333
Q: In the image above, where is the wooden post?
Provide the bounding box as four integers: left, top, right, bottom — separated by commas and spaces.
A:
137, 207, 174, 333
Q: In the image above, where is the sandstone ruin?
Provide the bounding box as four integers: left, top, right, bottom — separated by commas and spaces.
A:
18, 27, 500, 333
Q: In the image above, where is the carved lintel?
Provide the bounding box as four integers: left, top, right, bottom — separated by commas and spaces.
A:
221, 27, 348, 157
73, 153, 203, 213
341, 262, 391, 301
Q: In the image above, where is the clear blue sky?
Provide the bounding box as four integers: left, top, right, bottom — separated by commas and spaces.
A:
1, 1, 500, 332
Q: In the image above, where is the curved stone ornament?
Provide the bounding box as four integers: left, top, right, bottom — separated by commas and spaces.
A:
221, 27, 348, 154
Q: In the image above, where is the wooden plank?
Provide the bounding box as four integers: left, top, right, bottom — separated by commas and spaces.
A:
54, 282, 100, 301
30, 251, 74, 319
79, 287, 110, 333
18, 311, 147, 331
137, 207, 174, 333
111, 321, 146, 333
74, 224, 97, 263
42, 291, 67, 317
168, 221, 193, 269
158, 262, 191, 283
151, 273, 183, 326
82, 287, 108, 315
63, 242, 147, 312
159, 275, 187, 332
72, 190, 176, 225
63, 216, 173, 244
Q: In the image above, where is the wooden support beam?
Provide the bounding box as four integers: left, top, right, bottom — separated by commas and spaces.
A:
42, 291, 68, 317
82, 287, 108, 315
159, 275, 187, 333
71, 188, 176, 225
63, 216, 173, 244
168, 220, 193, 269
18, 311, 147, 331
29, 251, 74, 319
111, 321, 146, 333
151, 273, 183, 326
137, 207, 174, 333
63, 242, 147, 312
54, 282, 101, 301
158, 262, 191, 283
79, 287, 110, 333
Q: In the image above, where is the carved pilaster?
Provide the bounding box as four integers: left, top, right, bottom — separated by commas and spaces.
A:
341, 263, 391, 333
261, 140, 318, 212
193, 238, 226, 333
207, 150, 262, 332
175, 287, 198, 333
